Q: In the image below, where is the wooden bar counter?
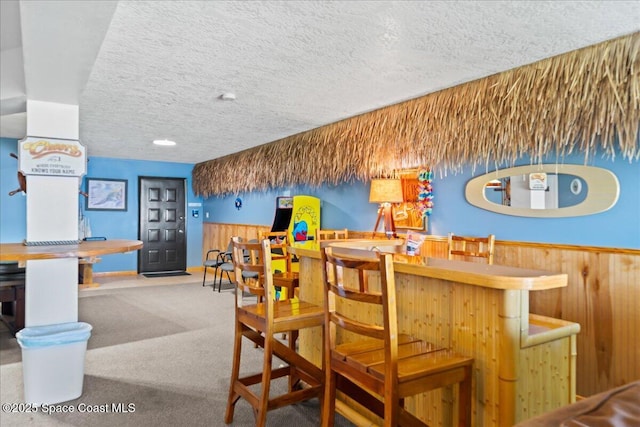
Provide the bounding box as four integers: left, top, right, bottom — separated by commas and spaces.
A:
290, 241, 580, 427
0, 240, 143, 262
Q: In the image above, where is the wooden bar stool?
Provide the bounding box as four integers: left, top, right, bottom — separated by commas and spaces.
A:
225, 237, 325, 426
447, 233, 495, 264
259, 231, 297, 342
259, 230, 293, 276
321, 246, 474, 427
316, 228, 349, 242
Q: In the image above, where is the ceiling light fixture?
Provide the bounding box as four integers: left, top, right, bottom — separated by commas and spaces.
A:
220, 93, 236, 101
153, 139, 176, 146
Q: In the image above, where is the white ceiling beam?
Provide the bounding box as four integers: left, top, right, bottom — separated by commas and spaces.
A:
19, 0, 118, 105
0, 47, 25, 103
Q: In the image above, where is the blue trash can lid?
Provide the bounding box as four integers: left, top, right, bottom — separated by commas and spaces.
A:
16, 322, 92, 348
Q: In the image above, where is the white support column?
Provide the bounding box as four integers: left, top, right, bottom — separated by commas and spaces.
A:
21, 100, 85, 327
26, 175, 79, 242
25, 258, 78, 326
26, 100, 79, 140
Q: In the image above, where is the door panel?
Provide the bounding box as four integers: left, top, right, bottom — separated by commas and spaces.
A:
138, 177, 187, 273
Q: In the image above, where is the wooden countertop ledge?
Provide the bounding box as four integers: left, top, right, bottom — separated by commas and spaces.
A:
0, 240, 143, 262
290, 242, 567, 291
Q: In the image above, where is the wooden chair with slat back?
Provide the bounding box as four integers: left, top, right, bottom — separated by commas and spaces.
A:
225, 237, 325, 427
316, 228, 349, 242
260, 230, 302, 320
259, 230, 292, 273
447, 233, 495, 264
321, 246, 473, 427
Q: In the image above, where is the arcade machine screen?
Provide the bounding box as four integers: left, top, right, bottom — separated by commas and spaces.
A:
271, 196, 293, 233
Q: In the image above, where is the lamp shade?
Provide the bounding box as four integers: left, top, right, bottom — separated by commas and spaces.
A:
369, 179, 404, 203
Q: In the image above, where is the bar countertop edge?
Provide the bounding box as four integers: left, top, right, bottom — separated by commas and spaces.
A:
0, 240, 144, 261
290, 245, 568, 291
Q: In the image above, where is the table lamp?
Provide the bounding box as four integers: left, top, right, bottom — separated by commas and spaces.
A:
369, 178, 404, 238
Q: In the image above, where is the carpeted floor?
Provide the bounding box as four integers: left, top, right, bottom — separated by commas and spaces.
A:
0, 276, 355, 426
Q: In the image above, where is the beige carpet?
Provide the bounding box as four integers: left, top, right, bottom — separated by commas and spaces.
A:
0, 275, 354, 426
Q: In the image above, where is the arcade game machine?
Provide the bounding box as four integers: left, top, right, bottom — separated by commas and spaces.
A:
271, 196, 294, 233
268, 195, 320, 273
288, 195, 320, 251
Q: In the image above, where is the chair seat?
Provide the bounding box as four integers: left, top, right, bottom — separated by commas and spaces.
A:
332, 334, 421, 360
335, 335, 438, 367
334, 335, 472, 388
203, 259, 222, 268
369, 348, 473, 384
242, 270, 258, 279
238, 300, 324, 333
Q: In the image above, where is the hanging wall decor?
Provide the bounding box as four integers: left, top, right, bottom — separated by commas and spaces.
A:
417, 169, 433, 217
390, 169, 431, 231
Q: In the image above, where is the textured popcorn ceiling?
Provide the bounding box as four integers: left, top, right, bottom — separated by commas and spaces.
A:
2, 1, 639, 164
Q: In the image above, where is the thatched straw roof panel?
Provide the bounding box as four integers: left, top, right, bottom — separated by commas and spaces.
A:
194, 33, 640, 197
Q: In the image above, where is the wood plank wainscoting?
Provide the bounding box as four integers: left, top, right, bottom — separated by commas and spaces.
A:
202, 223, 640, 398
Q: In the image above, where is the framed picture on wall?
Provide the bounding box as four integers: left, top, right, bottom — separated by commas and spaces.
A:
86, 178, 128, 211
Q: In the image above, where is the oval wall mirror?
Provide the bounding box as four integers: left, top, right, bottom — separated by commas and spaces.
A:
465, 164, 619, 217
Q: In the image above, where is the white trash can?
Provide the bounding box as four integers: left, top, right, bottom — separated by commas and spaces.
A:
16, 322, 92, 405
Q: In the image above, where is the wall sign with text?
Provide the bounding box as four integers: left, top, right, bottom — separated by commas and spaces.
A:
18, 136, 86, 177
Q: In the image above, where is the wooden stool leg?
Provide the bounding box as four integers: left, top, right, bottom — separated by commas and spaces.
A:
256, 336, 274, 427
321, 369, 337, 427
288, 329, 300, 392
458, 365, 473, 427
225, 320, 244, 423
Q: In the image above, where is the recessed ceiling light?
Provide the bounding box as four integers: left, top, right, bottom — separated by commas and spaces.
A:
153, 139, 176, 146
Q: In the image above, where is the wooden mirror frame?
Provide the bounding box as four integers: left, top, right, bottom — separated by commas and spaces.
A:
465, 164, 619, 218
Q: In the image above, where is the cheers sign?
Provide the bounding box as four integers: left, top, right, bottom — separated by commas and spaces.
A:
19, 136, 86, 177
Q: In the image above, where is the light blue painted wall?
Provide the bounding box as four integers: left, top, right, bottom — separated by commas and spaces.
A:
203, 153, 640, 249
82, 157, 202, 273
3, 137, 639, 273
0, 138, 203, 273
427, 156, 639, 248
203, 180, 375, 231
